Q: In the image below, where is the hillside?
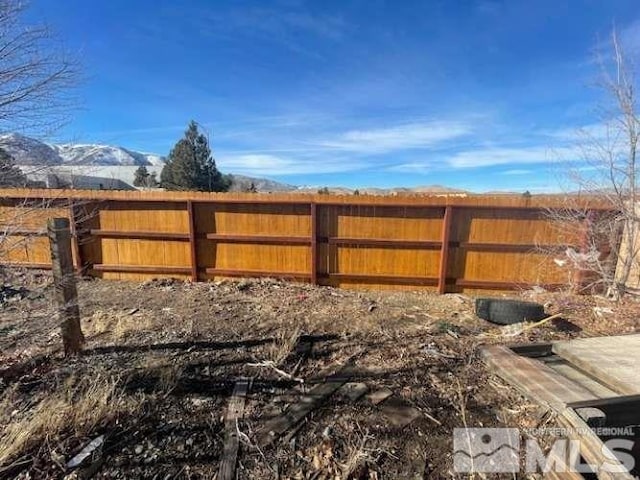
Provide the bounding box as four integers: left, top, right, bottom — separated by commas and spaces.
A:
0, 133, 163, 167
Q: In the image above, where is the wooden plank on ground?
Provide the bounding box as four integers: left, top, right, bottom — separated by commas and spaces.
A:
365, 388, 393, 405
480, 345, 598, 412
338, 382, 368, 402
544, 447, 588, 480
379, 396, 421, 428
218, 378, 250, 480
256, 368, 350, 447
542, 356, 619, 398
552, 334, 640, 395
557, 408, 635, 480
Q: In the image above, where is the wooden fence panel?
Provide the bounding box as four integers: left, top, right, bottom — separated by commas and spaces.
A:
85, 200, 191, 281
0, 189, 621, 292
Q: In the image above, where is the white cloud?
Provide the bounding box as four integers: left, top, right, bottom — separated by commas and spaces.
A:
217, 153, 364, 175
320, 121, 473, 154
501, 169, 533, 175
386, 162, 431, 173
446, 145, 580, 168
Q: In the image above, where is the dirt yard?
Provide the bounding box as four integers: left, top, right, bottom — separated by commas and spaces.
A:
1, 269, 640, 479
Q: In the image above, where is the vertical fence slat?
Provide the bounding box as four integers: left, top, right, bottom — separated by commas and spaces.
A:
68, 200, 83, 273
187, 200, 198, 281
310, 202, 318, 285
438, 206, 454, 294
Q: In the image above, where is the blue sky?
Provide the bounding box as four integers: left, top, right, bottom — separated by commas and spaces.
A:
28, 0, 640, 191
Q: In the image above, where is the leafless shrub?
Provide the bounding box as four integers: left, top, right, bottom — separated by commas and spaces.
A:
547, 29, 640, 297
340, 430, 377, 478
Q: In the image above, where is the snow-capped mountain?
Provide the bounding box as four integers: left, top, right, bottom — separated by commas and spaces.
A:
0, 133, 164, 167
54, 144, 165, 167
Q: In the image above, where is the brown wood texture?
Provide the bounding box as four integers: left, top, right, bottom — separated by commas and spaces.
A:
557, 408, 635, 480
48, 218, 83, 355
438, 206, 453, 293
256, 370, 348, 447
0, 189, 621, 291
552, 334, 640, 395
187, 200, 197, 281
218, 378, 250, 480
480, 345, 598, 412
542, 357, 618, 398
310, 202, 318, 284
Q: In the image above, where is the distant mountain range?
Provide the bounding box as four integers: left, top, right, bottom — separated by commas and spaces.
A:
0, 133, 164, 167
0, 132, 473, 195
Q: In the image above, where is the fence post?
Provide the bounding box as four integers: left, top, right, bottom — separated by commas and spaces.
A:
438, 206, 454, 294
187, 200, 198, 282
310, 202, 318, 285
48, 217, 84, 355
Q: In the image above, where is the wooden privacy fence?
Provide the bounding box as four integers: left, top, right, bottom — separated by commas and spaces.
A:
0, 189, 620, 292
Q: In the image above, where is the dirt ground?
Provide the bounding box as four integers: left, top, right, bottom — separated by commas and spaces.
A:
1, 269, 640, 479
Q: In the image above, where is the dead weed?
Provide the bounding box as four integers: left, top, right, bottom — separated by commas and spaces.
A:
0, 373, 137, 466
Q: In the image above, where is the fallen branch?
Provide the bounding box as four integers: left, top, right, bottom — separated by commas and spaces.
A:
481, 313, 564, 338
247, 360, 304, 383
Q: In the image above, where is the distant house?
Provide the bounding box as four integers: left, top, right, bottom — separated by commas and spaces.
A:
44, 173, 134, 190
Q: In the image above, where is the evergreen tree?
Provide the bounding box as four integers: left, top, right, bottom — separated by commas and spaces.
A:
133, 165, 150, 187
0, 148, 27, 187
160, 121, 230, 192
148, 172, 158, 187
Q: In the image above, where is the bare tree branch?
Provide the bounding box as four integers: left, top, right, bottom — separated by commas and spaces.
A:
549, 29, 640, 298
0, 0, 79, 135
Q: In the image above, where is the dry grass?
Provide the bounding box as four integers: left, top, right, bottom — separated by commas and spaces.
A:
135, 356, 183, 393
83, 309, 155, 341
340, 431, 377, 478
0, 373, 137, 467
265, 323, 302, 365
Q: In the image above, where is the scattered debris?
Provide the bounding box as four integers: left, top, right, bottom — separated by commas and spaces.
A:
378, 396, 422, 428
3, 269, 640, 478
593, 306, 614, 317
422, 342, 457, 359
365, 388, 393, 406
338, 382, 369, 402
0, 284, 29, 305
256, 365, 352, 447
247, 360, 304, 383
482, 313, 564, 338
67, 435, 105, 469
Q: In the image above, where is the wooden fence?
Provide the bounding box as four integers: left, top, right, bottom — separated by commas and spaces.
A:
0, 189, 619, 292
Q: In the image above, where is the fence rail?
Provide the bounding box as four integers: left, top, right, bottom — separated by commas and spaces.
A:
0, 189, 619, 292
